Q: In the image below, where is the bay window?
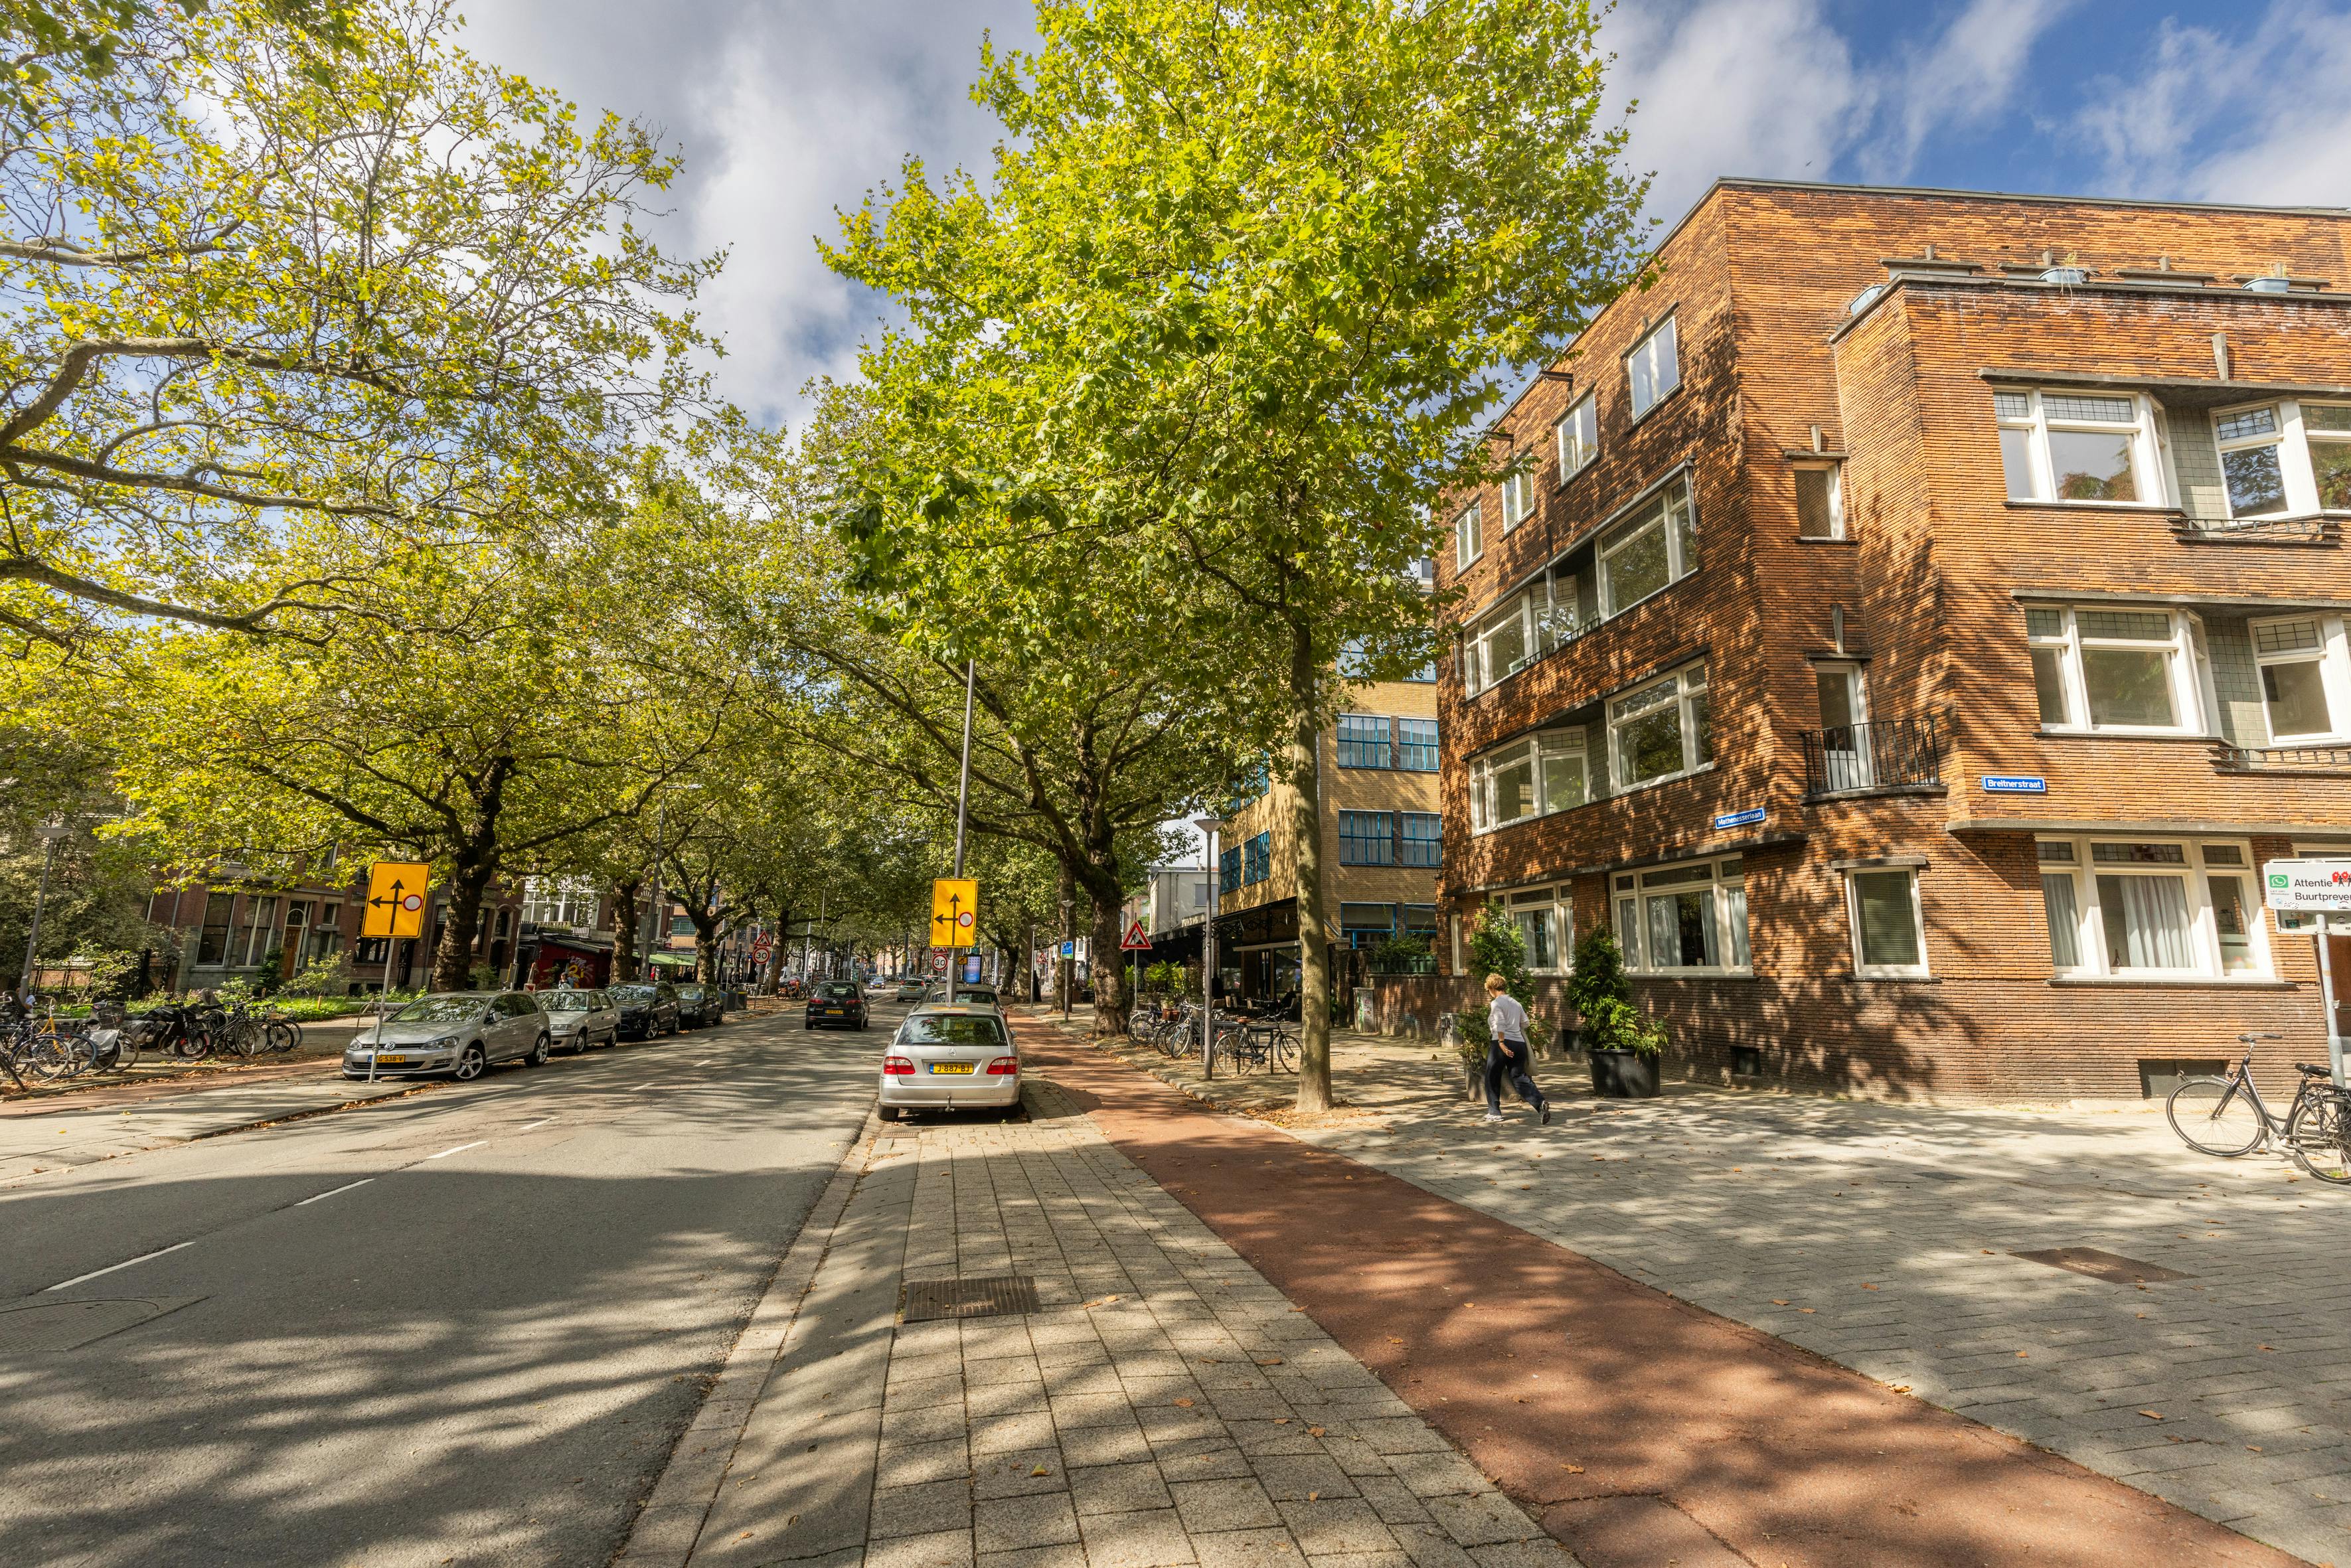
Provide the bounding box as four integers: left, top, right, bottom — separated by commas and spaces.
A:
1598, 477, 1698, 616
2251, 615, 2349, 743
1468, 729, 1591, 833
2036, 837, 2269, 979
2208, 400, 2351, 520
2020, 605, 2200, 734
1613, 856, 1748, 975
1556, 394, 1597, 480
1993, 390, 2160, 505
1608, 664, 1711, 789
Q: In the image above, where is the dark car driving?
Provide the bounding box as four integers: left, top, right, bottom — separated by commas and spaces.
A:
610, 981, 682, 1040
673, 982, 725, 1029
805, 980, 867, 1031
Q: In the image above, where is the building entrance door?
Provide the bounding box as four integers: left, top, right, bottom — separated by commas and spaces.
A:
1815, 663, 1872, 791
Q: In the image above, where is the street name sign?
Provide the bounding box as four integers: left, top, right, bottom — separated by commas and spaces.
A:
1121, 919, 1151, 951
1712, 807, 1767, 830
1981, 776, 2048, 794
2264, 860, 2351, 913
362, 862, 429, 938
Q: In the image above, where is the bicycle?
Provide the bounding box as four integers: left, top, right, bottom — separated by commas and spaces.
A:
1226, 1018, 1299, 1075
2166, 1033, 2351, 1184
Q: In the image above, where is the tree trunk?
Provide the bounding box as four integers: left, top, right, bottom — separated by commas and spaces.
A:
432, 852, 498, 992
762, 902, 790, 993
609, 878, 643, 982
1079, 853, 1128, 1035
1286, 622, 1333, 1112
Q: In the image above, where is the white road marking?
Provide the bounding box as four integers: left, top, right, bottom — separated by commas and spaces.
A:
294, 1178, 374, 1206
426, 1140, 486, 1160
517, 1117, 555, 1133
44, 1241, 194, 1293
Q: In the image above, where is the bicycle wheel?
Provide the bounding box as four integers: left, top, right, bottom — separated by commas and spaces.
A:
2286, 1093, 2351, 1184
223, 1020, 263, 1058
2166, 1077, 2263, 1157
25, 1030, 78, 1080
1270, 1028, 1297, 1074
266, 1020, 301, 1053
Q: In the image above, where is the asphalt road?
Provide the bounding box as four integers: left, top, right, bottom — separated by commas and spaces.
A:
0, 1000, 902, 1568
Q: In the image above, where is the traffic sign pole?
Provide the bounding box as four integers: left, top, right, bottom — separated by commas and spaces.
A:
2320, 930, 2343, 1088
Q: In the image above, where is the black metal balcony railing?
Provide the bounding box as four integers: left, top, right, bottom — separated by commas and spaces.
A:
2170, 512, 2342, 545
2212, 741, 2351, 775
1801, 714, 1945, 798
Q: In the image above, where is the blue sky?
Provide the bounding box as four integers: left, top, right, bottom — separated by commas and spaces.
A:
456, 0, 2351, 425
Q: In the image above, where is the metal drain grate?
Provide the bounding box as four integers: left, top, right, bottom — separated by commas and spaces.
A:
902, 1275, 1042, 1322
2012, 1247, 2192, 1285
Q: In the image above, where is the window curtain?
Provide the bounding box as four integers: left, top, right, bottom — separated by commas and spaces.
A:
2097, 874, 2192, 969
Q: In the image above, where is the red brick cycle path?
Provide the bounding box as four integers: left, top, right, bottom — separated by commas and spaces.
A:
1016, 1023, 2307, 1568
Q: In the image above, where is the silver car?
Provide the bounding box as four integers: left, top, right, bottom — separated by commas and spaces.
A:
343, 990, 551, 1081
538, 987, 618, 1054
878, 1004, 1020, 1121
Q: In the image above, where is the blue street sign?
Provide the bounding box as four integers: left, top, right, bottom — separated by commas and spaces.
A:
1712, 807, 1768, 830
1981, 775, 2048, 794
1059, 940, 1076, 957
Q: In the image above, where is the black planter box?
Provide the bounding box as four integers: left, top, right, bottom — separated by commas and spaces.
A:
1589, 1049, 1661, 1099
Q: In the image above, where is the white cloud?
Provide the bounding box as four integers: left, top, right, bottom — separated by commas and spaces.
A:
1857, 0, 2069, 183
2076, 7, 2351, 206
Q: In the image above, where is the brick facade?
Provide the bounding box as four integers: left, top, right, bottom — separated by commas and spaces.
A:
1434, 180, 2351, 1101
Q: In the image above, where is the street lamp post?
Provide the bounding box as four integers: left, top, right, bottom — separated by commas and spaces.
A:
17, 820, 68, 1002
1192, 817, 1221, 1079
1058, 896, 1074, 1023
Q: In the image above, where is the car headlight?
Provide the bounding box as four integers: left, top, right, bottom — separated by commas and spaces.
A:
431, 1034, 463, 1050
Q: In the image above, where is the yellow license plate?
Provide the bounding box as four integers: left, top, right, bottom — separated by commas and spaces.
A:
929, 1062, 974, 1075
377, 1054, 410, 1065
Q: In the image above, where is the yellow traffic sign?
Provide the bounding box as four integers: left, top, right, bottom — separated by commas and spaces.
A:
362, 861, 430, 939
930, 878, 978, 947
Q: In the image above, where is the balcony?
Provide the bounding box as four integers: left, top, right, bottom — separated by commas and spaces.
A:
2168, 512, 2342, 546
2212, 741, 2351, 775
1801, 714, 1945, 799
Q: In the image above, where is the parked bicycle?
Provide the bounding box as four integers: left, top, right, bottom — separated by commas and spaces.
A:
2165, 1033, 2351, 1184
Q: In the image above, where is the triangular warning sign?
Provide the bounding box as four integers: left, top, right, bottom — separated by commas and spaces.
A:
1121, 919, 1151, 950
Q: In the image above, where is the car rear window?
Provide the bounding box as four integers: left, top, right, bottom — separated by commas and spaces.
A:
820, 983, 860, 1000
904, 1015, 1009, 1048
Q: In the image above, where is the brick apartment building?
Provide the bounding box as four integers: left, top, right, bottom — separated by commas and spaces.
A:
1213, 670, 1443, 1002
1431, 179, 2351, 1101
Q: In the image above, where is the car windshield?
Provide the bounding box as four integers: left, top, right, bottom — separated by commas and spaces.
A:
820, 983, 860, 1000
904, 1014, 1009, 1049
609, 985, 654, 1002
392, 995, 488, 1023
540, 992, 591, 1011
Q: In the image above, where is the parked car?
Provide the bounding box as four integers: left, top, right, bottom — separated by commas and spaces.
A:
673, 982, 725, 1029
946, 985, 1001, 1012
610, 982, 682, 1040
805, 980, 868, 1030
878, 1004, 1020, 1120
539, 987, 619, 1053
892, 978, 926, 1003
343, 991, 550, 1081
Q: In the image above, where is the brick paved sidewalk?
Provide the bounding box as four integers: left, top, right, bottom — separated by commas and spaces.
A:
625, 1078, 1574, 1568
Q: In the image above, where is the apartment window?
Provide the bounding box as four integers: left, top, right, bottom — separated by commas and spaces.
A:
1336, 714, 1392, 769
2036, 836, 2269, 979
1469, 730, 1588, 832
2020, 606, 2198, 734
1556, 394, 1597, 480
1845, 869, 1927, 978
2309, 403, 2351, 509
1598, 476, 1698, 615
197, 892, 234, 965
1814, 663, 1871, 792
2251, 615, 2348, 742
1340, 903, 1396, 948
234, 896, 280, 967
1396, 718, 1439, 771
1403, 904, 1439, 938
2216, 404, 2288, 516
1625, 317, 1680, 420
1793, 461, 1843, 540
1617, 857, 1748, 975
307, 904, 343, 963
1400, 813, 1443, 868
1338, 811, 1397, 866
1455, 499, 1483, 570
1609, 664, 1711, 789
1506, 886, 1570, 974
523, 876, 597, 929
1993, 390, 2158, 505
1404, 657, 1437, 683
1500, 463, 1537, 530
1245, 832, 1271, 886
1468, 593, 1532, 692
1219, 844, 1241, 892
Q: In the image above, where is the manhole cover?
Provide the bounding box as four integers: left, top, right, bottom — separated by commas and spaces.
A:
2012, 1248, 2192, 1285
902, 1276, 1042, 1322
0, 1296, 204, 1352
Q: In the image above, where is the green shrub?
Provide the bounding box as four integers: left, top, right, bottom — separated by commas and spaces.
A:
280, 954, 350, 999
1566, 925, 1665, 1056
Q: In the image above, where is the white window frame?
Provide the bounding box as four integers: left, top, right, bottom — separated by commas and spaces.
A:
1625, 316, 1680, 421
1500, 462, 1536, 531
1615, 856, 1749, 976
1455, 499, 1483, 571
1993, 389, 2165, 507
2020, 605, 2204, 736
2035, 836, 2271, 981
1467, 729, 1589, 835
1793, 459, 1844, 540
1597, 475, 1698, 617
1607, 663, 1711, 792
2212, 398, 2351, 520
2249, 613, 2351, 744
2306, 401, 2351, 513
1813, 661, 1872, 791
1556, 394, 1597, 481
1843, 867, 1928, 979
1465, 591, 1535, 696
1504, 884, 1572, 975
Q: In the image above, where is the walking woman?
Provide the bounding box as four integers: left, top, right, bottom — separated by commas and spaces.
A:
1482, 973, 1550, 1125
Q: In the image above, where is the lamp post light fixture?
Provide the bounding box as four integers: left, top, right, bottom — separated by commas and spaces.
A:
1192, 817, 1222, 1079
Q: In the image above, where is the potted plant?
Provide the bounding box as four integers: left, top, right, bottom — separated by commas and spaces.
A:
1566, 925, 1665, 1098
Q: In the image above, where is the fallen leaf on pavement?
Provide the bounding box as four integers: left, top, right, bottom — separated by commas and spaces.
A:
1256, 1358, 1283, 1366
1771, 1300, 1789, 1306
1799, 1308, 1815, 1314
1273, 1418, 1290, 1426
1173, 1398, 1194, 1408
1560, 1464, 1584, 1474
2016, 1352, 2030, 1359
1860, 1283, 1879, 1291
2139, 1411, 2164, 1421
1308, 1427, 1325, 1437
1307, 1491, 1320, 1501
